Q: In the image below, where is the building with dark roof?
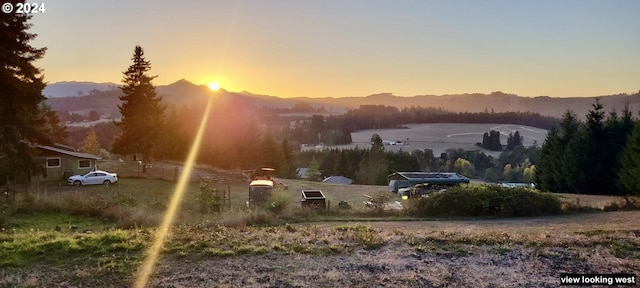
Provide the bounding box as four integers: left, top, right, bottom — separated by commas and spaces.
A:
387, 172, 469, 193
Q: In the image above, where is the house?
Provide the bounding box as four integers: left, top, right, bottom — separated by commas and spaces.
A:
387, 172, 469, 194
322, 176, 353, 185
35, 145, 101, 181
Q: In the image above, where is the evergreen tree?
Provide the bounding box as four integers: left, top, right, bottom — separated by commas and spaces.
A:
0, 7, 51, 182
305, 156, 320, 180
278, 138, 294, 178
618, 120, 640, 195
355, 134, 388, 184
490, 130, 502, 151
334, 150, 351, 178
602, 104, 634, 194
582, 99, 607, 194
557, 110, 585, 193
370, 133, 384, 153
535, 127, 560, 191
113, 46, 165, 167
40, 103, 68, 144
506, 131, 523, 150
259, 132, 281, 170
480, 130, 502, 151
535, 111, 585, 193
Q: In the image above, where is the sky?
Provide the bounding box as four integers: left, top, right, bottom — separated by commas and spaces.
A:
29, 0, 640, 98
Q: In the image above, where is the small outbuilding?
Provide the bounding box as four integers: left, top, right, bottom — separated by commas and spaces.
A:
35, 145, 101, 181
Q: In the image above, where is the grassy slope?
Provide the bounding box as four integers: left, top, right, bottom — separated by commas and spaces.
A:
3, 177, 638, 286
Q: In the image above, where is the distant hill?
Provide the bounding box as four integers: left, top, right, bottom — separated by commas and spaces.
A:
292, 92, 640, 119
43, 81, 119, 98
45, 80, 640, 119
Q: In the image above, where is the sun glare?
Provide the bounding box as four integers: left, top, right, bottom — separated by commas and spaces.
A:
134, 97, 214, 288
208, 81, 220, 91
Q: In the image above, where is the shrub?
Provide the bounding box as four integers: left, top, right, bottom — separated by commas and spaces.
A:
413, 185, 562, 217
196, 178, 222, 214
363, 191, 391, 214
264, 187, 291, 214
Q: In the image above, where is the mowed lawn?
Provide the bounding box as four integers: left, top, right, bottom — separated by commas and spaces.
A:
324, 123, 548, 157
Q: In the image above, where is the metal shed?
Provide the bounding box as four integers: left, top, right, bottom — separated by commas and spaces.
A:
387, 172, 469, 194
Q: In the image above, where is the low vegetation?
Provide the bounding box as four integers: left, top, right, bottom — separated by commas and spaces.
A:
2, 178, 639, 286
410, 185, 562, 217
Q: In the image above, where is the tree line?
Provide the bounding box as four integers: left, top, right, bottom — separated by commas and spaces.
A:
295, 133, 539, 185
284, 105, 558, 147
535, 100, 640, 196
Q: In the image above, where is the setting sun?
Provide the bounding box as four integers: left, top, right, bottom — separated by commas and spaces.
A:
208, 81, 220, 91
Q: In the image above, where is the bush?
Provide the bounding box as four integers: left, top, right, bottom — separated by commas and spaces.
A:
413, 185, 562, 217
264, 187, 291, 214
196, 178, 221, 214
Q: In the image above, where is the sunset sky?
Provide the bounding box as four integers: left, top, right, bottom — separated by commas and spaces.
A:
30, 0, 640, 98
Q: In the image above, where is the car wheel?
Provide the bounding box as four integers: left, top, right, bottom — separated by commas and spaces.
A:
103, 180, 111, 185
73, 180, 81, 186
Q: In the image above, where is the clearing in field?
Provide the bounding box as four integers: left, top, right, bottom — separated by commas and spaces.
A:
327, 123, 547, 156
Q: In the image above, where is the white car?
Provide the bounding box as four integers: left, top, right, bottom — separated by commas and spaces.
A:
68, 170, 118, 186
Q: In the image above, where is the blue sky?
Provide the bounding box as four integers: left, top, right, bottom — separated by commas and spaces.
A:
29, 0, 640, 97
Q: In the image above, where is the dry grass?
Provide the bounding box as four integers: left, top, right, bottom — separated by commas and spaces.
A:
2, 211, 639, 287
4, 174, 640, 287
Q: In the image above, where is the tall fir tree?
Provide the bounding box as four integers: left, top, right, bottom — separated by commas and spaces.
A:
355, 134, 389, 185
113, 46, 165, 166
0, 5, 52, 182
582, 99, 607, 194
535, 127, 560, 191
617, 120, 640, 195
535, 111, 585, 193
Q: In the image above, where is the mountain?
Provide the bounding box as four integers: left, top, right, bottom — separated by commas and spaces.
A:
45, 80, 640, 119
43, 81, 119, 98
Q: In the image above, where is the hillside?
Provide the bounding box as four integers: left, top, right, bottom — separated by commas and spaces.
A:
43, 81, 119, 98
45, 80, 640, 119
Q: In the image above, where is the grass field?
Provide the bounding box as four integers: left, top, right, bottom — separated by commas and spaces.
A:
3, 175, 639, 287
320, 123, 548, 156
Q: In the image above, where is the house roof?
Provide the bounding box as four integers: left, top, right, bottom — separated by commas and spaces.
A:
36, 145, 101, 160
322, 175, 353, 185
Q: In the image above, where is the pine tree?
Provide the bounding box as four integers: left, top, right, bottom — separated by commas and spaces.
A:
113, 46, 165, 166
0, 7, 51, 182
